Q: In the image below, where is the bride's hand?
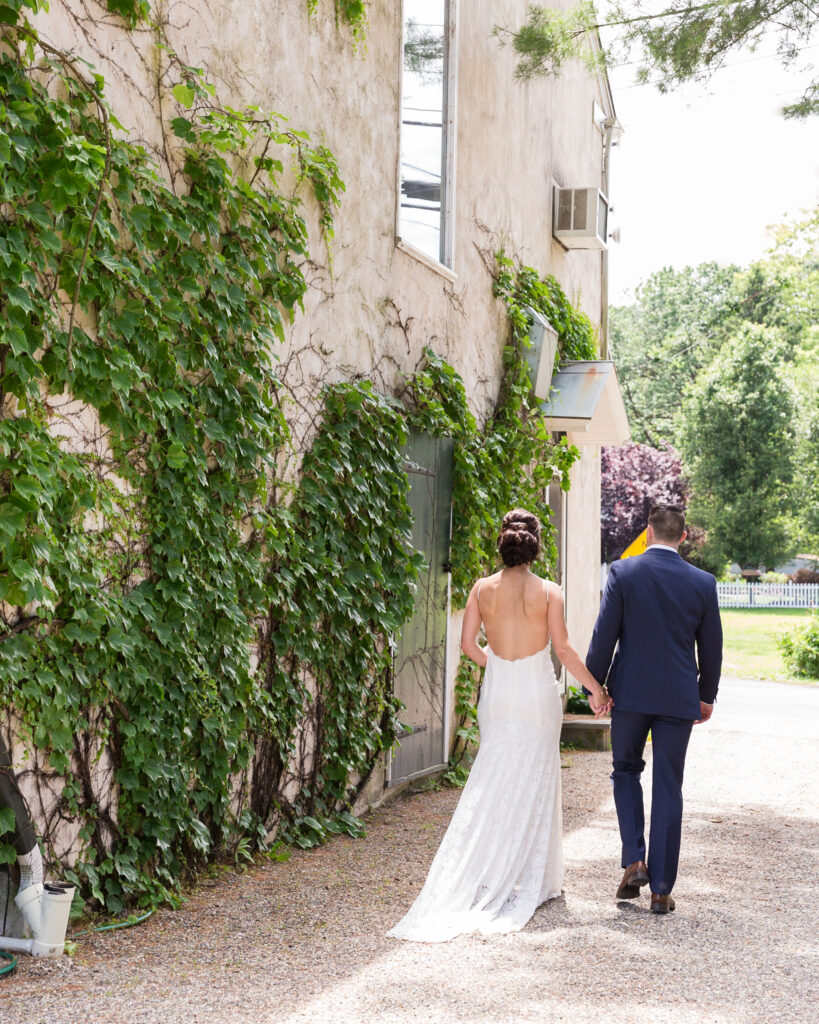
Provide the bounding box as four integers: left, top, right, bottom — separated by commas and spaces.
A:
588, 687, 612, 718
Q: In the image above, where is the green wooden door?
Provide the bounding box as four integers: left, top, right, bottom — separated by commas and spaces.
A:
388, 431, 454, 785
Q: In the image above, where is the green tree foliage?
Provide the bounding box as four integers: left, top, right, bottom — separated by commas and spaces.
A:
678, 325, 796, 568
609, 263, 740, 445
611, 228, 818, 445
794, 405, 819, 552
768, 212, 819, 554
501, 2, 819, 118
404, 18, 445, 79
610, 225, 819, 565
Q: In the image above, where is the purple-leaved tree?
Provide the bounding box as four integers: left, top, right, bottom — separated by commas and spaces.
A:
601, 443, 686, 563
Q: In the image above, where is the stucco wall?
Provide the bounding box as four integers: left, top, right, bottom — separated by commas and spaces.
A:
39, 1, 612, 419
30, 1, 613, 800
564, 443, 603, 679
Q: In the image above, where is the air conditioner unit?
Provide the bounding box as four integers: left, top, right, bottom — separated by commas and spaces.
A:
553, 187, 608, 249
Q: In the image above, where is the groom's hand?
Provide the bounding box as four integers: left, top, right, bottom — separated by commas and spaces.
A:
695, 701, 714, 724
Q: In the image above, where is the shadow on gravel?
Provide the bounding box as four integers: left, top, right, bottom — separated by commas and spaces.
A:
2, 754, 815, 1024
521, 806, 818, 1024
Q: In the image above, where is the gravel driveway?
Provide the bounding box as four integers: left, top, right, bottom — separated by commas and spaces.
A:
3, 675, 817, 1024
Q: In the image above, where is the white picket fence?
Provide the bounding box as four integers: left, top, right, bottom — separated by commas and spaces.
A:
716, 582, 819, 609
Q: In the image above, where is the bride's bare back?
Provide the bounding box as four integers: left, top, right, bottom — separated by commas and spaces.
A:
475, 567, 551, 660
460, 565, 606, 711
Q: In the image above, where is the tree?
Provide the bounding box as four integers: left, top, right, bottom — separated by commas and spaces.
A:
404, 19, 445, 80
601, 442, 686, 561
609, 218, 819, 562
610, 228, 818, 448
678, 325, 796, 568
609, 263, 740, 445
765, 212, 819, 553
793, 407, 819, 552
499, 2, 819, 118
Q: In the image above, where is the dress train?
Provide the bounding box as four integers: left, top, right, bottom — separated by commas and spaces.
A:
387, 644, 564, 942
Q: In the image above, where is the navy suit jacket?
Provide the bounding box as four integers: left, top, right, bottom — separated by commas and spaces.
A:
585, 546, 723, 720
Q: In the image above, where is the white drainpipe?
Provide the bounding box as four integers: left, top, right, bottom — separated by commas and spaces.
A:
0, 881, 76, 957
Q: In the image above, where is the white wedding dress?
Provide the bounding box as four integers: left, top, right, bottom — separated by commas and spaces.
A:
387, 643, 564, 942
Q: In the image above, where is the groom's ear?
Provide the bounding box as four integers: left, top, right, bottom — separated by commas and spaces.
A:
680, 530, 687, 544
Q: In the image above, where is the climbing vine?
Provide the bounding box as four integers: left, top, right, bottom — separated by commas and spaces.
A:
0, 0, 343, 908
494, 250, 599, 364
104, 0, 149, 27
0, 1, 600, 909
307, 0, 368, 43
404, 253, 598, 777
100, 0, 368, 40
252, 382, 424, 849
405, 249, 597, 609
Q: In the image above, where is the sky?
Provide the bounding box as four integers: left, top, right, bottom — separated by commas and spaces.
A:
605, 43, 819, 303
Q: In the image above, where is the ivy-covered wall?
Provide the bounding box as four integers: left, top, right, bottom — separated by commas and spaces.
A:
1, 0, 607, 910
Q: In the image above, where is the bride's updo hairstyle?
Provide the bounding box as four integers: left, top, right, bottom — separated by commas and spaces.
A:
497, 508, 541, 567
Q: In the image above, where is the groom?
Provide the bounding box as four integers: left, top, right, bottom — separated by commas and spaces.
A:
585, 504, 722, 914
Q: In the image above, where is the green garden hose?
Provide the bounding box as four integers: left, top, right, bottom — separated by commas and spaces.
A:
0, 951, 17, 977
71, 908, 154, 937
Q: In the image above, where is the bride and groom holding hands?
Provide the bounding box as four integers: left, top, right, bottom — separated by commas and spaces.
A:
388, 502, 723, 942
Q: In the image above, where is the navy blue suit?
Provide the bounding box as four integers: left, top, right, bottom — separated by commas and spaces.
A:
585, 546, 723, 894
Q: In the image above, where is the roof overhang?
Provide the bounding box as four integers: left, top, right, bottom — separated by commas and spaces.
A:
540, 360, 631, 446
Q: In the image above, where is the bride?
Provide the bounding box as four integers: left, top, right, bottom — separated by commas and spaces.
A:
387, 508, 611, 942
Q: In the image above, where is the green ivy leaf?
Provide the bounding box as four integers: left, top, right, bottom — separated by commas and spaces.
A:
0, 504, 26, 537
172, 83, 196, 109
9, 558, 39, 585
166, 443, 188, 468
170, 117, 196, 141
0, 807, 16, 837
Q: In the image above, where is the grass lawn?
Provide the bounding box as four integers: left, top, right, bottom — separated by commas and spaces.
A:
720, 608, 818, 685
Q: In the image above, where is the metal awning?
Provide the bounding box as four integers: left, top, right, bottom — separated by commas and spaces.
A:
540, 360, 631, 445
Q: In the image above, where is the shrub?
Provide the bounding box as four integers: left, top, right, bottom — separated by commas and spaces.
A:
760, 571, 789, 583
565, 685, 592, 714
790, 568, 819, 584
778, 614, 819, 679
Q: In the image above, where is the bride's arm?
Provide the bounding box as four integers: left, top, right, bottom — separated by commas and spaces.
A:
548, 584, 611, 716
460, 581, 488, 668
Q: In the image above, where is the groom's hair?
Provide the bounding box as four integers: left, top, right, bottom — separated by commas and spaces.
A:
648, 503, 686, 543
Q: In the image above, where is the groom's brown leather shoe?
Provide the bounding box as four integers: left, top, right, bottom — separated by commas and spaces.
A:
650, 893, 676, 914
616, 860, 650, 899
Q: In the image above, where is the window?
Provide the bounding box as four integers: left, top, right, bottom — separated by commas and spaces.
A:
399, 0, 456, 268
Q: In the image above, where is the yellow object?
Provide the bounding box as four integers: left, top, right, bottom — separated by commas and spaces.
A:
620, 528, 647, 559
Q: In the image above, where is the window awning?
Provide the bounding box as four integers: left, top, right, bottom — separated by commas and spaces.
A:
540, 360, 631, 446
